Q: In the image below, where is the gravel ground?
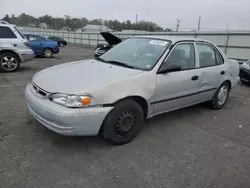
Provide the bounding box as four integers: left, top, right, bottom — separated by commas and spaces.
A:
1, 45, 250, 188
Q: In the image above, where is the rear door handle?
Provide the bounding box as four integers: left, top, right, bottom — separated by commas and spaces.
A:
191, 75, 199, 81
221, 71, 225, 75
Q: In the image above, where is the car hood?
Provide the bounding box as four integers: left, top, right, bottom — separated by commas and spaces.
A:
33, 59, 143, 94
100, 32, 122, 45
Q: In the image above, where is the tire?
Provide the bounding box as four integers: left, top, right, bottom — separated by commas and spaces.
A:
210, 82, 230, 109
43, 48, 53, 58
101, 99, 144, 145
58, 42, 64, 47
0, 53, 20, 72
241, 79, 249, 85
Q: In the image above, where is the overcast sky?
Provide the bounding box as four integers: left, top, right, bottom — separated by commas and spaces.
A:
0, 0, 250, 30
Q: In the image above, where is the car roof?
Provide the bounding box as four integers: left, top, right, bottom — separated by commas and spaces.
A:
134, 35, 211, 44
0, 23, 16, 27
24, 34, 42, 37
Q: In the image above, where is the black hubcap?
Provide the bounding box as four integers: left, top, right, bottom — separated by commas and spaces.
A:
114, 110, 136, 137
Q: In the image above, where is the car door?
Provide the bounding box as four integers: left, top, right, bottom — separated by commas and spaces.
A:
153, 42, 201, 115
0, 26, 18, 51
195, 42, 226, 102
28, 35, 44, 53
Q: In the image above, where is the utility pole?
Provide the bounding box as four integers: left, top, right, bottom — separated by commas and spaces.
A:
197, 16, 201, 32
176, 19, 180, 32
226, 24, 229, 32
135, 14, 138, 32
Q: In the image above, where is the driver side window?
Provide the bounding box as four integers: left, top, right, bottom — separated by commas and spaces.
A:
165, 43, 196, 70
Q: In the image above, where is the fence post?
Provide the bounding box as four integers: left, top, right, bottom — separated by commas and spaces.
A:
81, 33, 83, 45
97, 33, 99, 45
224, 33, 230, 55
88, 33, 90, 48
68, 32, 70, 44
74, 32, 76, 44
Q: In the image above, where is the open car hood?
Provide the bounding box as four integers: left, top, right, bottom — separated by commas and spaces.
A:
100, 32, 122, 46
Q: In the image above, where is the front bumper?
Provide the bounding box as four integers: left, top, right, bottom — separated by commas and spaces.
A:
239, 67, 250, 82
25, 83, 113, 136
53, 47, 60, 54
19, 50, 35, 63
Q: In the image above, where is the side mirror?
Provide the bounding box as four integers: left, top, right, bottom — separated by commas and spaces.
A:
158, 63, 182, 74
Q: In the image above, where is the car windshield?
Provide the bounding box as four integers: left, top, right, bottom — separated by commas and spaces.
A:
99, 38, 170, 70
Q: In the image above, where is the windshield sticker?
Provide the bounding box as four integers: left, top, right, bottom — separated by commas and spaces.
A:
149, 40, 168, 46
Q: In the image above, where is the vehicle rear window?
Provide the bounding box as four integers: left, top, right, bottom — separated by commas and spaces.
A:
14, 27, 25, 39
0, 26, 17, 38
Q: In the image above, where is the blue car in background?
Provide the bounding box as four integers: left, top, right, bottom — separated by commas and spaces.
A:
24, 34, 59, 58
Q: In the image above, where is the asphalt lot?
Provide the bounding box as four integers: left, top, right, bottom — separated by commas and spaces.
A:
1, 45, 250, 188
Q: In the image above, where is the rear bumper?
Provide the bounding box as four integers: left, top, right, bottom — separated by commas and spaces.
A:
19, 50, 35, 63
239, 67, 250, 82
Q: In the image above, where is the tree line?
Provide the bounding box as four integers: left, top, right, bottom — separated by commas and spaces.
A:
2, 13, 172, 32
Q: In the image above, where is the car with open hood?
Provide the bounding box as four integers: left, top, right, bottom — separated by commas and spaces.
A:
25, 36, 239, 145
239, 59, 250, 84
94, 32, 122, 57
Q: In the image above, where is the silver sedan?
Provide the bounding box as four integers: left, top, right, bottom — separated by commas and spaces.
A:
25, 36, 239, 145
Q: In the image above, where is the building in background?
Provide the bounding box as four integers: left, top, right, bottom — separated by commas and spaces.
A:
39, 22, 48, 29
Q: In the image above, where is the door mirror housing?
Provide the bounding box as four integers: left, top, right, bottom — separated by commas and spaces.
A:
158, 63, 182, 74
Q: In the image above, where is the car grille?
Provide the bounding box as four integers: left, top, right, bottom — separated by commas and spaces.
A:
32, 83, 49, 97
239, 69, 250, 80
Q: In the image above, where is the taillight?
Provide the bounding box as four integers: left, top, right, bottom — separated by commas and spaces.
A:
23, 40, 30, 47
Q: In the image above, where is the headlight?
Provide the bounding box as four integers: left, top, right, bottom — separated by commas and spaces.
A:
49, 93, 92, 108
242, 62, 250, 70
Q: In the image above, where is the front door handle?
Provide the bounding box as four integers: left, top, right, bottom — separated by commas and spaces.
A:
191, 75, 199, 81
221, 71, 225, 75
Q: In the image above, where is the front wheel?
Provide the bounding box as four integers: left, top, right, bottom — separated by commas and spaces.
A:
0, 53, 20, 72
100, 99, 144, 145
210, 82, 230, 109
43, 48, 53, 58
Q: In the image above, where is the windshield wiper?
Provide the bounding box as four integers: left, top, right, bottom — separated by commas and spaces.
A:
95, 56, 107, 62
106, 60, 135, 69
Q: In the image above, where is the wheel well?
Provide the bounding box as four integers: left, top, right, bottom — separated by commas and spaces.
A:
0, 50, 21, 62
44, 47, 53, 51
114, 96, 148, 119
224, 80, 231, 90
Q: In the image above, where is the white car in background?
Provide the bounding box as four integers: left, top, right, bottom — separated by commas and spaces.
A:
0, 24, 34, 72
0, 20, 9, 24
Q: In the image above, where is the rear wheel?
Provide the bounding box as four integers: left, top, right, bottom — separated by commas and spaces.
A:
210, 82, 230, 109
0, 53, 20, 72
100, 99, 144, 145
58, 42, 64, 47
43, 48, 53, 58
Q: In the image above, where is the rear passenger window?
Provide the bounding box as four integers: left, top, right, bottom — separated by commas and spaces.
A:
196, 43, 217, 67
0, 26, 17, 38
215, 50, 224, 65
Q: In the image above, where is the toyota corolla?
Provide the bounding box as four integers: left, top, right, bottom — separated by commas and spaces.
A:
25, 36, 239, 145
